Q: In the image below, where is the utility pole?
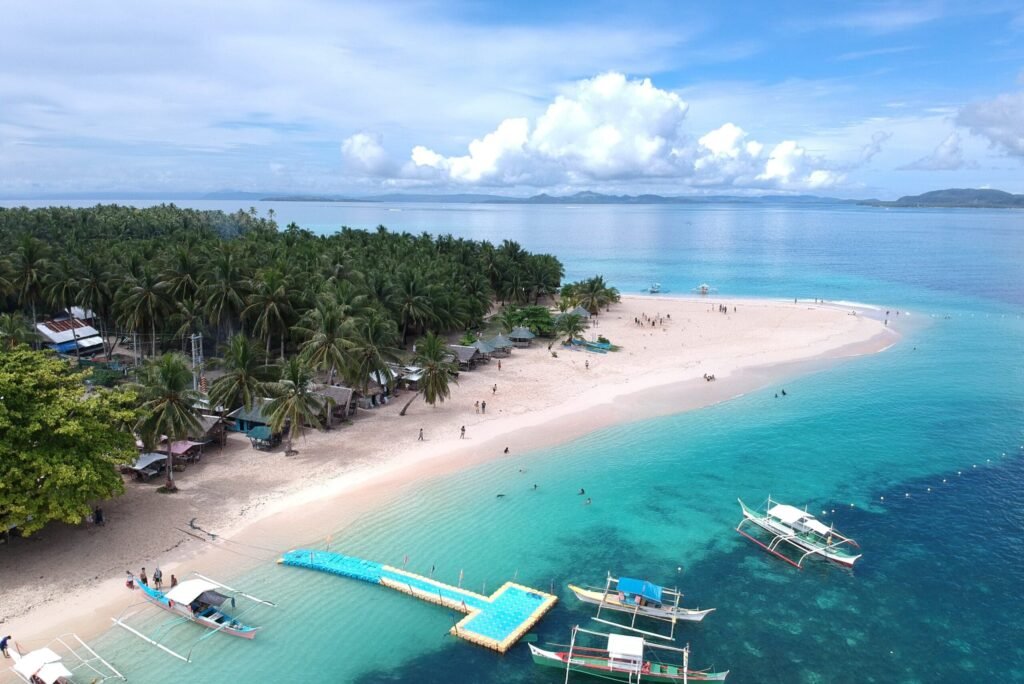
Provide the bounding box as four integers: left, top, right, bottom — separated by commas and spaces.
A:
190, 332, 203, 391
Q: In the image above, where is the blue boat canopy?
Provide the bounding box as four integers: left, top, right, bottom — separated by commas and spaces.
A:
247, 425, 272, 440
50, 340, 79, 354
617, 577, 663, 603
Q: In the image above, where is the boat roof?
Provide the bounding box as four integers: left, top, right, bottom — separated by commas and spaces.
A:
617, 577, 663, 603
769, 504, 831, 535
13, 647, 74, 684
606, 633, 644, 660
165, 578, 227, 605
130, 452, 167, 470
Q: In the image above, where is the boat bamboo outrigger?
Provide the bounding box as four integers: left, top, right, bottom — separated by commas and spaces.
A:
111, 571, 275, 662
736, 497, 861, 569
568, 574, 714, 641
529, 625, 728, 682
8, 633, 126, 683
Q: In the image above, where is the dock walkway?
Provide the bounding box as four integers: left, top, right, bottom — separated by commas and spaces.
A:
279, 549, 557, 653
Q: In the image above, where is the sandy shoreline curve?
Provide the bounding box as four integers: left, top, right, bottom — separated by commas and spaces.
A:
0, 294, 901, 655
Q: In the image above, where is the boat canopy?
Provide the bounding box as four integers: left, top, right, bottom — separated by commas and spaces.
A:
165, 578, 230, 605
12, 647, 74, 684
769, 504, 831, 535
617, 577, 663, 603
606, 633, 644, 661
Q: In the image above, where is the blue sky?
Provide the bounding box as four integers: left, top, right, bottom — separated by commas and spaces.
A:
1, 1, 1022, 198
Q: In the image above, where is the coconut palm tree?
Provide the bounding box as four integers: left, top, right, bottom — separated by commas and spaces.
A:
135, 352, 202, 491
0, 312, 36, 350
264, 357, 323, 456
244, 267, 296, 358
203, 245, 248, 343
293, 297, 351, 382
399, 332, 458, 416
207, 334, 274, 415
388, 270, 436, 347
75, 254, 115, 356
344, 312, 401, 398
118, 267, 168, 359
555, 313, 587, 344
10, 235, 50, 324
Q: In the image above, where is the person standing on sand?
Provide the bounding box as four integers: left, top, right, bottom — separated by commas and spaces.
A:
170, 574, 178, 588
153, 567, 163, 589
498, 360, 502, 371
460, 425, 466, 439
481, 400, 487, 414
418, 428, 424, 441
139, 567, 148, 586
1, 635, 12, 658
475, 400, 480, 413
492, 384, 497, 395
585, 359, 589, 370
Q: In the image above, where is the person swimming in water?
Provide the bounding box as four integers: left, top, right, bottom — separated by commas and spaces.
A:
578, 488, 585, 495
585, 497, 592, 505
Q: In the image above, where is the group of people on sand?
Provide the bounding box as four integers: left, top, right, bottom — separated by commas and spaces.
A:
126, 566, 176, 590
635, 312, 668, 327
714, 305, 735, 314
703, 373, 717, 382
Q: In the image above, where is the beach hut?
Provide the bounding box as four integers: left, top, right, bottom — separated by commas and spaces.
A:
226, 398, 273, 433
471, 339, 495, 359
448, 344, 481, 370
570, 305, 592, 319
487, 333, 514, 357
35, 317, 105, 356
313, 384, 356, 423
508, 326, 536, 348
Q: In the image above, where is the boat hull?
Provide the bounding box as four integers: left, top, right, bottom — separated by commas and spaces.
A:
137, 584, 259, 639
568, 585, 714, 622
738, 503, 861, 568
529, 645, 728, 682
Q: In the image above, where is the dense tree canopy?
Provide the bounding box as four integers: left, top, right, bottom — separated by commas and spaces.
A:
0, 349, 136, 535
0, 205, 565, 372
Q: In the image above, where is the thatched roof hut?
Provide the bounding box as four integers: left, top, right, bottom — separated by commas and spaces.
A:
508, 326, 536, 347
448, 344, 481, 370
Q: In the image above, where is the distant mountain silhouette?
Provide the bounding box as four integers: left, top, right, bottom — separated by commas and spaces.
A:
259, 191, 845, 205
859, 188, 1024, 209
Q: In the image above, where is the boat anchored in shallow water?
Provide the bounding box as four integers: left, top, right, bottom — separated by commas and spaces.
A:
111, 572, 276, 662
8, 633, 125, 683
736, 497, 861, 569
529, 625, 728, 682
568, 574, 714, 640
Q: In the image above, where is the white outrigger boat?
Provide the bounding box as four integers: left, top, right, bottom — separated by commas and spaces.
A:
737, 498, 861, 569
8, 634, 125, 683
529, 626, 728, 682
568, 575, 714, 640
112, 572, 275, 662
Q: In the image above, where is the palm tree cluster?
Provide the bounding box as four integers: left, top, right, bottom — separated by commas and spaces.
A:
0, 205, 565, 362
560, 276, 621, 314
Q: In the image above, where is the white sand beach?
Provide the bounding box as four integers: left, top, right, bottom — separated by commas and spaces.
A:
0, 296, 898, 653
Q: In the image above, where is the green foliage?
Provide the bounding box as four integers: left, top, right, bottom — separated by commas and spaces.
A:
399, 332, 459, 416
0, 312, 36, 350
264, 357, 324, 454
497, 305, 555, 336
560, 275, 620, 314
0, 349, 136, 535
134, 352, 202, 491
555, 313, 587, 343
208, 334, 275, 415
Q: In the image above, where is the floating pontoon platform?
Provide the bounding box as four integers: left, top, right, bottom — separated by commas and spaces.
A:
278, 549, 557, 653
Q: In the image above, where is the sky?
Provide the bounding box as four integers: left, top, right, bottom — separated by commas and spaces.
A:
1, 0, 1022, 199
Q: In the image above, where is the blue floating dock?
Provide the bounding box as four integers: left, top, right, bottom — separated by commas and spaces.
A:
279, 549, 557, 652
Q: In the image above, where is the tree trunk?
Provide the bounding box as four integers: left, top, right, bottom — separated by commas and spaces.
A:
399, 390, 422, 416
280, 331, 285, 360
165, 442, 177, 491
286, 425, 294, 456
150, 319, 157, 358
266, 335, 271, 357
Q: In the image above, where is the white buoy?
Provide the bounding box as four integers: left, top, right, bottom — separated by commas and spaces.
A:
927, 487, 931, 492
905, 493, 909, 497
880, 496, 885, 501
943, 479, 947, 483
958, 471, 962, 475
973, 464, 977, 468
831, 509, 835, 514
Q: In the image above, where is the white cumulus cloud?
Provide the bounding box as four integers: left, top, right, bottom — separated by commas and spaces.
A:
341, 132, 394, 176
900, 132, 967, 170
957, 91, 1024, 159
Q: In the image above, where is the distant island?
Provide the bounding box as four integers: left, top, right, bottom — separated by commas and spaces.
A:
858, 188, 1024, 209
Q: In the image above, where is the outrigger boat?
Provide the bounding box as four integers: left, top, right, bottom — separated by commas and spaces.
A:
8, 633, 125, 683
736, 498, 861, 569
693, 283, 717, 295
568, 575, 714, 640
112, 572, 275, 662
529, 626, 728, 682
648, 283, 663, 294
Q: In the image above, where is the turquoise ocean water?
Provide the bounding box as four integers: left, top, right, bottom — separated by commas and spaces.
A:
7, 200, 1023, 682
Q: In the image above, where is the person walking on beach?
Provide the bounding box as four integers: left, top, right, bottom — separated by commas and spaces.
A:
153, 567, 163, 589
460, 425, 466, 439
492, 383, 497, 395
497, 360, 502, 371
585, 359, 589, 370
1, 635, 12, 658
139, 567, 148, 587
474, 400, 480, 414
481, 400, 487, 414
418, 428, 424, 441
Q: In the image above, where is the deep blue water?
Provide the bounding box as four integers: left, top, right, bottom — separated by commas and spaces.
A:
6, 200, 1023, 682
